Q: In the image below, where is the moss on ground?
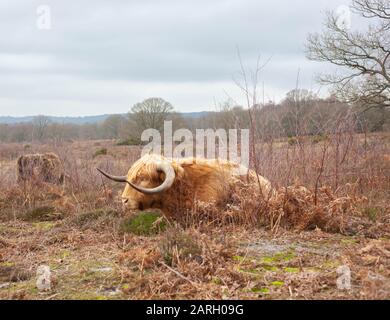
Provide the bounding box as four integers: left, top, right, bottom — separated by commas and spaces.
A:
263, 265, 279, 271
32, 221, 57, 231
1, 257, 123, 300
250, 287, 269, 293
261, 250, 296, 264
340, 238, 359, 245
120, 211, 166, 236
232, 255, 246, 262
283, 267, 299, 273
234, 248, 299, 277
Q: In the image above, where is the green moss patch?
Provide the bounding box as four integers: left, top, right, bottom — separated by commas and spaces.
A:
120, 211, 166, 236
33, 221, 56, 231
261, 250, 296, 265
284, 267, 299, 273
263, 265, 279, 272
340, 238, 358, 245
238, 267, 262, 275
232, 255, 246, 262
250, 287, 269, 293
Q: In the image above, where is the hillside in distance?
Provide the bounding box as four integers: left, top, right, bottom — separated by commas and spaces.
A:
0, 112, 208, 124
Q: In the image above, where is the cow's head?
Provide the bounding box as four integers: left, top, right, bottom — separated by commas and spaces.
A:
97, 154, 176, 210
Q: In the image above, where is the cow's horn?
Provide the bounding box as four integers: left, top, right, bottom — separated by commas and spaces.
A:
96, 168, 128, 183
96, 161, 175, 194
131, 161, 175, 194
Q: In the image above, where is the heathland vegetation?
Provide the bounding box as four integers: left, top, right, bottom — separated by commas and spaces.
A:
0, 0, 389, 300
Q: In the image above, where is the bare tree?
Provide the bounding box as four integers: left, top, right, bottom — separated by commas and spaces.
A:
306, 0, 390, 111
32, 115, 51, 141
130, 97, 174, 134
101, 114, 128, 139
282, 89, 318, 137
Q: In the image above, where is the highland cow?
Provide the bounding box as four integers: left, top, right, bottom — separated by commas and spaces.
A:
97, 154, 273, 216
17, 153, 64, 184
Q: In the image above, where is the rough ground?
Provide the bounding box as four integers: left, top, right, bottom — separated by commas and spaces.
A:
0, 214, 389, 300
0, 135, 388, 299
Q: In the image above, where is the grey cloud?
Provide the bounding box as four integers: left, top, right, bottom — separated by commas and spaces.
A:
0, 0, 345, 115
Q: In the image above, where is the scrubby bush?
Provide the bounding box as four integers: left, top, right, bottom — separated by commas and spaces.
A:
93, 148, 107, 158
311, 134, 328, 144
288, 136, 298, 146
116, 138, 141, 146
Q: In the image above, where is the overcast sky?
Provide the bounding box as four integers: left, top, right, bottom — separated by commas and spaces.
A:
0, 0, 350, 116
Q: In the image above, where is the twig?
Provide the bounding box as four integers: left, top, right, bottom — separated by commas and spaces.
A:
159, 261, 197, 287
45, 293, 59, 300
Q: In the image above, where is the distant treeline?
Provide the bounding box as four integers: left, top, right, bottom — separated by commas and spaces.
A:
0, 90, 389, 143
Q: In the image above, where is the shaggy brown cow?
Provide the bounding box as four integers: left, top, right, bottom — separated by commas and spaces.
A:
17, 153, 64, 184
97, 154, 272, 216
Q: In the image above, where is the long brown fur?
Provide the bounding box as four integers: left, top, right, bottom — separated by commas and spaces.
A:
121, 154, 272, 217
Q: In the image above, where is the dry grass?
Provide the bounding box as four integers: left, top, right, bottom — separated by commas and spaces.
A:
0, 133, 389, 300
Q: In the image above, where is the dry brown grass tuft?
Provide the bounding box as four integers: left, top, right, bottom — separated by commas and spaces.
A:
173, 178, 381, 238
264, 185, 369, 234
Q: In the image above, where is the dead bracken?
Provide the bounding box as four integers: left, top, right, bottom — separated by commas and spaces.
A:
0, 134, 389, 300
